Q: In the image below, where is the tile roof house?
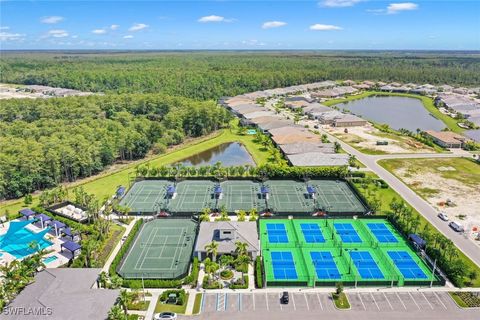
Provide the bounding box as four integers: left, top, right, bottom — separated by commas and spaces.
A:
194, 221, 260, 260
424, 130, 469, 148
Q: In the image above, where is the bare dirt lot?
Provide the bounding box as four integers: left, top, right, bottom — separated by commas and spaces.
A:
326, 124, 436, 154
380, 158, 480, 237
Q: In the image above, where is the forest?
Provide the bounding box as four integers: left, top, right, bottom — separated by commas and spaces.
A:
0, 94, 231, 199
1, 51, 480, 100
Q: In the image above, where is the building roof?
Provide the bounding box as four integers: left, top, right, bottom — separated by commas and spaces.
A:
425, 130, 467, 144
243, 110, 277, 120
256, 120, 294, 131
279, 142, 335, 155
269, 126, 319, 144
334, 114, 366, 123
7, 268, 118, 320
195, 221, 260, 255
19, 208, 36, 217
286, 153, 349, 166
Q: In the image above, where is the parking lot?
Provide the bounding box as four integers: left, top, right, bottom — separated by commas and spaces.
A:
199, 291, 457, 314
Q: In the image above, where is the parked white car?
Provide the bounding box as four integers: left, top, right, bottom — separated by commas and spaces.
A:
437, 212, 449, 221
153, 312, 177, 320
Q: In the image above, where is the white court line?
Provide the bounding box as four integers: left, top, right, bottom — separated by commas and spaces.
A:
304, 293, 310, 311
408, 292, 421, 310
291, 293, 296, 310
383, 292, 393, 310
370, 293, 380, 310
265, 293, 269, 311
135, 226, 157, 270
252, 293, 255, 310
358, 293, 366, 310
316, 293, 323, 311
396, 292, 407, 310
433, 292, 447, 310
421, 292, 434, 310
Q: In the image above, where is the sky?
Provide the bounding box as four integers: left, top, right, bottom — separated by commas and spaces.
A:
0, 0, 479, 50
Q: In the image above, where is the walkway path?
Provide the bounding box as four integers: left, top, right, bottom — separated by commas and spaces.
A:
144, 291, 160, 320
102, 217, 139, 273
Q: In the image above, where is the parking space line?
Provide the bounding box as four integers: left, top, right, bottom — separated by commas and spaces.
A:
421, 292, 434, 310
434, 292, 448, 310
383, 293, 393, 310
266, 293, 269, 311
253, 293, 255, 311
201, 293, 205, 312
238, 293, 241, 311
225, 293, 228, 311
358, 293, 366, 310
370, 293, 380, 310
292, 292, 296, 310
317, 293, 324, 311
408, 292, 421, 310
216, 293, 219, 311
304, 293, 310, 310
396, 293, 406, 310
278, 293, 283, 310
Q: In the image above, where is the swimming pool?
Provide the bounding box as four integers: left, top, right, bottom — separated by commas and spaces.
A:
0, 223, 53, 259
43, 255, 58, 264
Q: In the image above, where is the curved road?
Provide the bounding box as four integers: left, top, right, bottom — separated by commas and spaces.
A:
333, 135, 480, 268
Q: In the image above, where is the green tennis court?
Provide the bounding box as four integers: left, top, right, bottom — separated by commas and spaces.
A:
117, 219, 197, 279
263, 180, 314, 213
309, 180, 366, 213
217, 180, 266, 212
119, 180, 171, 213
259, 218, 440, 287
168, 180, 215, 213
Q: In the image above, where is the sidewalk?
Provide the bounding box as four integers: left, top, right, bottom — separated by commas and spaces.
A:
102, 217, 138, 273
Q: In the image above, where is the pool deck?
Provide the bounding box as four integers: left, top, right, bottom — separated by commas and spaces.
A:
0, 219, 71, 268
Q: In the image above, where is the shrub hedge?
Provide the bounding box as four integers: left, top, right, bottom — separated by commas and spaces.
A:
159, 289, 187, 305
230, 276, 249, 289
255, 256, 264, 288
183, 257, 199, 287
108, 219, 143, 276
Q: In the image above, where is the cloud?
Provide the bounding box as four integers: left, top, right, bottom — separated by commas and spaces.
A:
128, 23, 148, 31
0, 31, 24, 41
310, 24, 342, 31
110, 24, 119, 30
123, 35, 134, 39
387, 2, 418, 14
262, 21, 287, 29
92, 29, 107, 34
47, 29, 69, 38
0, 26, 10, 30
41, 16, 64, 24
198, 15, 234, 23
321, 0, 363, 7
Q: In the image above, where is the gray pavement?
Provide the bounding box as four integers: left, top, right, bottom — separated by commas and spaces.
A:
182, 291, 480, 320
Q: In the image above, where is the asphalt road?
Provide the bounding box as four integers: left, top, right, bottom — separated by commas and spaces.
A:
331, 134, 480, 268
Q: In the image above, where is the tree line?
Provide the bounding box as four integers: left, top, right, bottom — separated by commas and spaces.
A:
1, 52, 479, 100
0, 94, 231, 199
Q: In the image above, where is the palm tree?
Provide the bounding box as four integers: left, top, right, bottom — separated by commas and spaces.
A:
200, 208, 211, 222
117, 289, 131, 316
98, 271, 109, 289
219, 255, 234, 269
234, 241, 248, 256
107, 305, 124, 320
205, 241, 219, 262
235, 254, 251, 284
249, 208, 258, 221
110, 275, 123, 289
236, 210, 246, 222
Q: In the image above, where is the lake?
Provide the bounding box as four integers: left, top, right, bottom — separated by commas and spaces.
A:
335, 96, 446, 132
176, 142, 255, 166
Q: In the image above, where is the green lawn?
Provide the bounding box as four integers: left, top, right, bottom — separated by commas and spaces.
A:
448, 292, 480, 308
192, 293, 203, 314
0, 125, 272, 216
154, 294, 189, 314
97, 223, 125, 266
323, 91, 463, 133
353, 171, 480, 287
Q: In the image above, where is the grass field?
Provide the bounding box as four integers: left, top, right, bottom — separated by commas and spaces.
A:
323, 91, 463, 134
154, 294, 189, 314
0, 124, 271, 216
192, 293, 203, 314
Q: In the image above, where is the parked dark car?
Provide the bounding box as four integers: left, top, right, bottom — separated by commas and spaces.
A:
281, 291, 289, 304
